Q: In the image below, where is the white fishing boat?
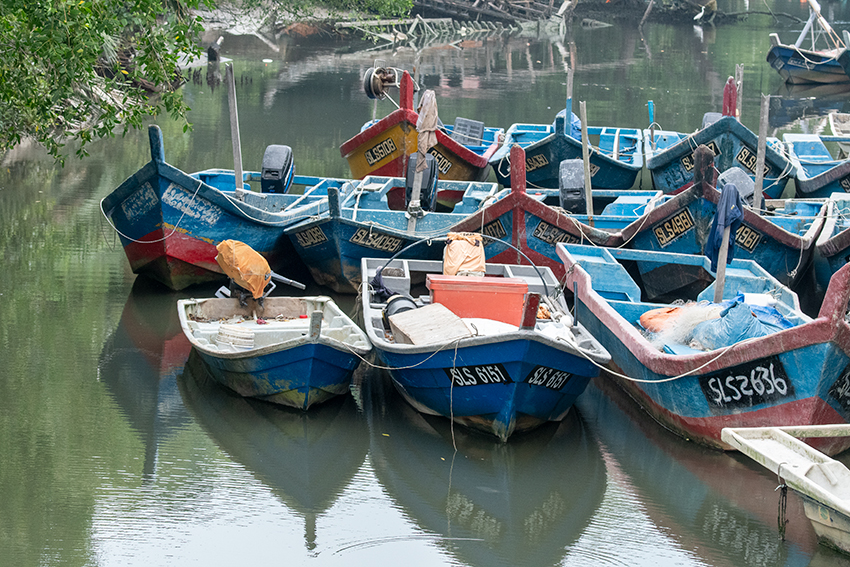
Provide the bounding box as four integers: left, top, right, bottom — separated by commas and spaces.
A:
722, 425, 850, 555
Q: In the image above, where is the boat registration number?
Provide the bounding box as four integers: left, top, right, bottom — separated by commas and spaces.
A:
526, 153, 550, 172
653, 208, 695, 247
532, 220, 579, 245
444, 363, 512, 387
427, 148, 453, 174
349, 228, 403, 252
839, 175, 850, 192
364, 138, 398, 166
736, 146, 770, 176
524, 365, 573, 390
293, 226, 328, 248
699, 357, 794, 409
829, 366, 850, 413
735, 225, 761, 253
121, 182, 159, 220
481, 220, 507, 245
681, 141, 720, 172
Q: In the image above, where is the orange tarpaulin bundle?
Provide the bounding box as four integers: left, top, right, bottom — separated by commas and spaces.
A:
639, 307, 682, 333
443, 232, 485, 276
215, 240, 271, 299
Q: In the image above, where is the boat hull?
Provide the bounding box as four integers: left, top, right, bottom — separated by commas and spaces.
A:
195, 341, 361, 409
768, 44, 850, 84
376, 335, 596, 442
623, 184, 825, 293
644, 116, 796, 198
490, 121, 643, 190
288, 214, 448, 293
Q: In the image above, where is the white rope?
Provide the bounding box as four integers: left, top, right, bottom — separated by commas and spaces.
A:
99, 178, 204, 244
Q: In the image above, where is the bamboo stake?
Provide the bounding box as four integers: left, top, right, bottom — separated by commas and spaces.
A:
580, 101, 593, 226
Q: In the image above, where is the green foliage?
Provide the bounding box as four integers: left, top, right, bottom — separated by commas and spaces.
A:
0, 0, 209, 163
0, 0, 412, 163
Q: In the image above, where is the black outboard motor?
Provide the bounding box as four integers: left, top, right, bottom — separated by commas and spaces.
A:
261, 145, 294, 193
405, 153, 438, 212
558, 159, 586, 214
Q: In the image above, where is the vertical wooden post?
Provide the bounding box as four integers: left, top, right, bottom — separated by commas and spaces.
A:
566, 41, 576, 134
225, 63, 243, 192
580, 101, 593, 226
753, 93, 770, 214
735, 64, 744, 121
510, 144, 527, 195
713, 226, 731, 304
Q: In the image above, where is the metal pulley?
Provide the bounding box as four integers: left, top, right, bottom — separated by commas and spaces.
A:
362, 67, 402, 99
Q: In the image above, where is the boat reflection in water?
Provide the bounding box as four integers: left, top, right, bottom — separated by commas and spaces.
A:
97, 279, 194, 479
578, 376, 850, 567
178, 350, 369, 549
360, 367, 606, 567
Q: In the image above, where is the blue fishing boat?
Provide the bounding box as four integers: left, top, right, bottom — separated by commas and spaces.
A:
814, 192, 850, 292
558, 242, 850, 457
360, 256, 610, 441
622, 145, 825, 296
767, 0, 850, 85
489, 109, 644, 189
784, 132, 850, 198
452, 144, 665, 280
644, 80, 797, 198
177, 295, 371, 410
100, 124, 355, 290
285, 175, 499, 293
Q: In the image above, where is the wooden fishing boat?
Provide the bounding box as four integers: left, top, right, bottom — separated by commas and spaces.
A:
558, 242, 850, 457
178, 295, 371, 410
828, 111, 850, 158
489, 109, 644, 189
451, 144, 665, 280
285, 175, 499, 293
622, 144, 826, 295
723, 425, 850, 555
767, 0, 850, 84
360, 255, 610, 441
814, 192, 850, 292
339, 68, 502, 204
784, 132, 850, 198
101, 124, 354, 290
644, 80, 796, 198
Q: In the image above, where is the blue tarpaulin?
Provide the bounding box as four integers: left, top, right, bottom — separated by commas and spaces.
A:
705, 183, 744, 272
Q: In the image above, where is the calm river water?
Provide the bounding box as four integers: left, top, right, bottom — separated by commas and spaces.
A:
5, 2, 850, 565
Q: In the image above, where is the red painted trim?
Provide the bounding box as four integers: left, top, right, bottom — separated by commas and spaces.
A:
619, 382, 850, 454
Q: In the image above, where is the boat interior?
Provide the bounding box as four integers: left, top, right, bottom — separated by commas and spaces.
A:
181, 296, 369, 353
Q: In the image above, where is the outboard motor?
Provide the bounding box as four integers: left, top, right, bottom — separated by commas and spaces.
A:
405, 153, 438, 212
261, 145, 294, 193
559, 159, 586, 214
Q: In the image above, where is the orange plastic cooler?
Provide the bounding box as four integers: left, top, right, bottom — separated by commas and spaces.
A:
426, 274, 528, 325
